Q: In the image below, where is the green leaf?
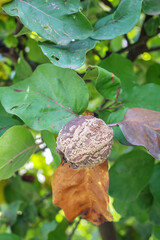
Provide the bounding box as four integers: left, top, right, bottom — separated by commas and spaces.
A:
0, 103, 22, 137
99, 53, 138, 93
150, 163, 160, 203
48, 219, 68, 240
1, 64, 89, 134
4, 34, 18, 48
15, 26, 31, 37
135, 223, 153, 240
144, 17, 160, 36
39, 38, 96, 69
109, 150, 154, 202
4, 176, 40, 204
149, 200, 160, 224
152, 225, 160, 240
0, 234, 21, 240
1, 201, 22, 225
29, 239, 40, 240
92, 0, 142, 40
84, 66, 121, 100
108, 138, 132, 161
113, 185, 153, 221
27, 39, 49, 64
146, 63, 160, 85
143, 0, 160, 15
11, 215, 28, 238
23, 204, 37, 223
40, 221, 57, 240
42, 130, 61, 167
123, 84, 160, 111
113, 198, 149, 222
13, 52, 32, 83
0, 126, 36, 180
3, 0, 92, 45
136, 185, 153, 210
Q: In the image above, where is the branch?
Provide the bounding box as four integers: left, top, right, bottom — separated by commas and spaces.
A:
147, 46, 160, 52
67, 218, 81, 240
36, 190, 52, 205
99, 222, 118, 240
124, 34, 130, 46
116, 29, 160, 61
126, 15, 157, 61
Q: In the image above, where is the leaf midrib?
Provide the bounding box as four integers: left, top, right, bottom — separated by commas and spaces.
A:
0, 144, 37, 170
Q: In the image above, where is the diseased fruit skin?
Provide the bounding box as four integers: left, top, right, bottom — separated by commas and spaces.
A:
56, 115, 113, 169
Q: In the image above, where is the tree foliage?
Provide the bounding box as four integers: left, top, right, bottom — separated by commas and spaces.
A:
0, 0, 160, 239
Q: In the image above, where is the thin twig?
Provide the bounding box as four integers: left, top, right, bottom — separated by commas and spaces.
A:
124, 34, 130, 46
36, 190, 52, 205
107, 123, 119, 127
35, 146, 47, 153
67, 218, 81, 240
115, 29, 160, 57
98, 98, 108, 112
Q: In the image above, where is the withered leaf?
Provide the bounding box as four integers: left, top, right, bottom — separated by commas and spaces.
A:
52, 161, 112, 225
119, 108, 160, 159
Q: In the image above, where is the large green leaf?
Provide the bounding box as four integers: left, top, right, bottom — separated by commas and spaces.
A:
92, 0, 142, 40
0, 126, 36, 180
113, 198, 148, 222
99, 53, 138, 93
143, 0, 160, 15
152, 225, 160, 240
39, 38, 96, 69
0, 103, 22, 137
150, 163, 160, 203
4, 176, 39, 204
11, 215, 28, 238
149, 200, 160, 225
113, 185, 153, 221
1, 64, 89, 133
3, 0, 92, 45
124, 84, 160, 111
0, 234, 21, 240
109, 150, 154, 202
84, 66, 121, 100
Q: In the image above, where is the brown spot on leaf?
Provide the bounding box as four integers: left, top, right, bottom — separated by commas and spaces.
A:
14, 89, 23, 92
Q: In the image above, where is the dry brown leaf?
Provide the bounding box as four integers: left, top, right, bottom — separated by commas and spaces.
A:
52, 161, 112, 225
